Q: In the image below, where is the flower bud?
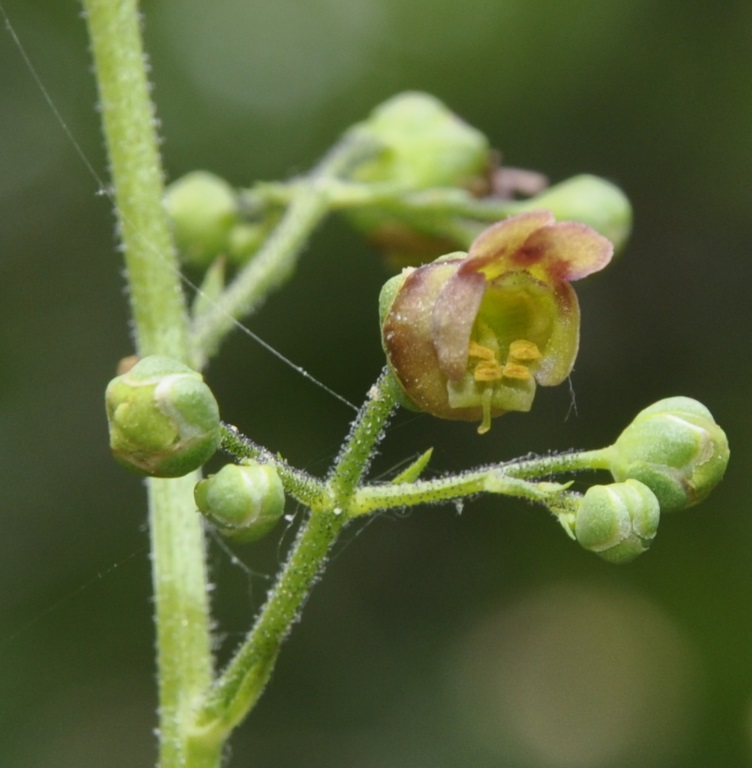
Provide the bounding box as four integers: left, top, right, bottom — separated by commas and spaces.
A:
105, 355, 221, 478
351, 91, 490, 191
194, 462, 285, 542
608, 397, 729, 512
165, 171, 239, 267
346, 93, 490, 266
575, 480, 660, 564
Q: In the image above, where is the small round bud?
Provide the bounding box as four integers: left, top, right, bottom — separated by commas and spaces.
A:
165, 171, 238, 267
105, 355, 221, 478
351, 92, 490, 191
194, 462, 285, 542
575, 480, 660, 564
608, 397, 729, 512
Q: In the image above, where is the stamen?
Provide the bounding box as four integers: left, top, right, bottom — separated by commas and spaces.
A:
509, 339, 541, 362
501, 362, 532, 380
468, 340, 496, 361
474, 361, 504, 381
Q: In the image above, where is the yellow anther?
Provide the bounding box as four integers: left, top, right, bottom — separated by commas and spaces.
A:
501, 362, 532, 380
470, 340, 504, 383
468, 340, 497, 361
508, 339, 541, 362
474, 361, 504, 382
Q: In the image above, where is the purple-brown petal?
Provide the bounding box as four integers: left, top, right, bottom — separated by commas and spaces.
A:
513, 221, 613, 282
382, 259, 463, 416
463, 210, 555, 279
432, 269, 486, 380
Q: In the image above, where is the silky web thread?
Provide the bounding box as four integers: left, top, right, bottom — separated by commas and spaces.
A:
1, 1, 357, 412
1, 0, 363, 638
2, 3, 582, 423
1, 546, 148, 647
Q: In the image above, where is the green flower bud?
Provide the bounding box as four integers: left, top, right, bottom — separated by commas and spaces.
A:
348, 93, 491, 263
351, 92, 490, 191
609, 397, 729, 512
608, 397, 729, 512
105, 355, 221, 478
575, 480, 660, 564
165, 171, 239, 267
194, 462, 285, 542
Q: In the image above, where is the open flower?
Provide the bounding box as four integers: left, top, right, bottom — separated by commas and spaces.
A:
379, 210, 613, 433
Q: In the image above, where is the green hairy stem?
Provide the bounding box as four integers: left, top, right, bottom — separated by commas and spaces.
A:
82, 1, 215, 766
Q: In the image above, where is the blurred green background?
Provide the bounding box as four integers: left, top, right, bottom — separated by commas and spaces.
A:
1, 1, 750, 766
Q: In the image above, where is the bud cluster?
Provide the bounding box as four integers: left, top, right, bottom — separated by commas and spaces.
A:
572, 397, 729, 563
105, 94, 729, 571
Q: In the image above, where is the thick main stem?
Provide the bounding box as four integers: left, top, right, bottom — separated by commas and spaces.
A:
83, 0, 191, 362
83, 2, 215, 766
149, 477, 220, 768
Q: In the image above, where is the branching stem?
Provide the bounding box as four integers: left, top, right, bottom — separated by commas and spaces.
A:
192, 369, 399, 738
84, 5, 624, 761
191, 135, 380, 365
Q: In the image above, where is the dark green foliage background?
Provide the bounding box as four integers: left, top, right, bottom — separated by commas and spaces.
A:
1, 1, 750, 765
